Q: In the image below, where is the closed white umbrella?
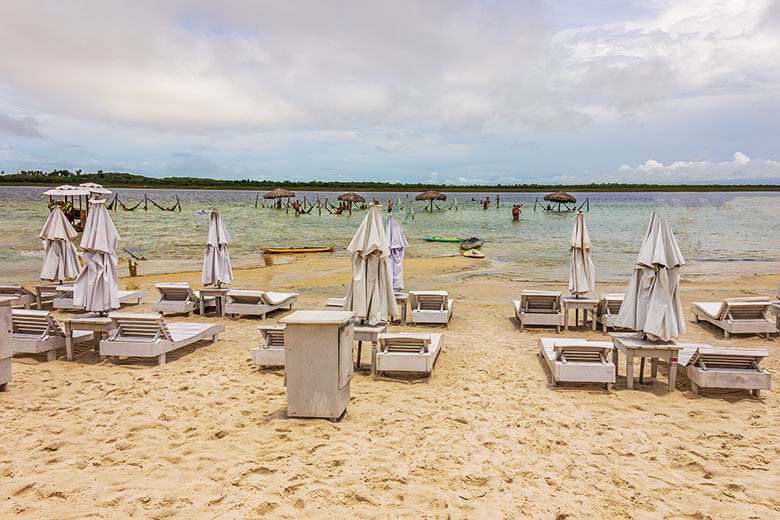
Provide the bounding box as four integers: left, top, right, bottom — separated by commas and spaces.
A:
344, 204, 398, 326
386, 213, 409, 291
73, 198, 120, 313
616, 212, 686, 341
568, 212, 595, 297
202, 209, 233, 287
39, 207, 80, 282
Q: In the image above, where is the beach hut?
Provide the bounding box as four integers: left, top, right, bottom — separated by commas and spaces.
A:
73, 197, 120, 314
543, 191, 576, 212
344, 204, 398, 326
415, 190, 446, 211
568, 212, 595, 297
263, 187, 295, 209
202, 209, 233, 287
616, 212, 686, 342
386, 213, 409, 291
39, 206, 81, 283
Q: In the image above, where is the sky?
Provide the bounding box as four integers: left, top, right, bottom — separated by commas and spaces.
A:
1, 0, 779, 185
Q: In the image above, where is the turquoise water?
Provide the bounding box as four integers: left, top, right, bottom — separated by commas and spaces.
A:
1, 186, 778, 283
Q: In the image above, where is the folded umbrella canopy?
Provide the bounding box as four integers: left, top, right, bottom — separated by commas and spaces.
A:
344, 204, 398, 325
73, 198, 120, 313
386, 213, 409, 291
616, 212, 686, 341
568, 212, 595, 297
39, 206, 80, 282
202, 209, 233, 287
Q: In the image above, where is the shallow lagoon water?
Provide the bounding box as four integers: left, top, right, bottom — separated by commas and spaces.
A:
1, 186, 777, 283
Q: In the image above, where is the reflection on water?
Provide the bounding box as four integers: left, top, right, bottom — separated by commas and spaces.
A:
1, 186, 778, 283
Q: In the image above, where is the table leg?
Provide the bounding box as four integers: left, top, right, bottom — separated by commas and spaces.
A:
625, 352, 634, 390
93, 331, 101, 351
590, 310, 596, 331
356, 340, 363, 369
612, 348, 619, 375
668, 359, 677, 392
199, 299, 205, 316
401, 303, 406, 324
575, 309, 579, 327
651, 358, 658, 379
65, 322, 73, 361
36, 290, 42, 310
639, 357, 645, 384
371, 341, 377, 375
220, 296, 225, 317
564, 307, 569, 331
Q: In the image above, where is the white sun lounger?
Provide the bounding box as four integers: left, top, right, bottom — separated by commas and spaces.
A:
514, 290, 562, 332
593, 293, 624, 332
52, 286, 148, 311
0, 284, 36, 309
11, 309, 92, 361
251, 324, 286, 368
151, 283, 216, 316
100, 312, 224, 365
224, 290, 298, 319
538, 337, 615, 388
676, 343, 771, 397
325, 297, 346, 309
375, 332, 443, 375
691, 297, 775, 339
409, 291, 453, 325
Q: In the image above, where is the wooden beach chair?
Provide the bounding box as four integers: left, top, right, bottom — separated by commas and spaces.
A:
100, 312, 224, 365
409, 291, 454, 325
375, 332, 443, 375
593, 293, 624, 333
0, 284, 36, 309
151, 283, 215, 316
513, 290, 562, 332
251, 324, 286, 368
537, 337, 615, 389
52, 286, 148, 311
11, 309, 92, 361
224, 289, 297, 319
691, 297, 775, 339
676, 343, 771, 398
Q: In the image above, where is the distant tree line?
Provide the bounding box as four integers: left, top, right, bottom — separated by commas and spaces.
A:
1, 169, 777, 192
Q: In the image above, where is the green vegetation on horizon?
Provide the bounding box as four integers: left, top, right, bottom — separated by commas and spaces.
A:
2, 169, 778, 192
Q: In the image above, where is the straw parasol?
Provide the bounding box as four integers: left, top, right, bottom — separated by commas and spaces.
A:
337, 192, 365, 203
202, 209, 233, 287
263, 188, 296, 199
39, 206, 80, 283
415, 190, 446, 211
73, 197, 120, 314
568, 212, 595, 297
615, 212, 686, 342
544, 191, 576, 212
344, 204, 399, 328
386, 213, 409, 291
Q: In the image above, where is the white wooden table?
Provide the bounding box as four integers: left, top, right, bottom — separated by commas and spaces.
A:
561, 296, 598, 331
34, 284, 59, 309
354, 322, 388, 375
198, 287, 231, 317
610, 332, 681, 391
63, 316, 114, 360
393, 293, 408, 324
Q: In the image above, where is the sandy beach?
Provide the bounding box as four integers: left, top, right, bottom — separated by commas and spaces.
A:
1, 255, 778, 519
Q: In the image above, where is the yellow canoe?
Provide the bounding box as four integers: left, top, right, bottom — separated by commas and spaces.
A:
263, 247, 336, 254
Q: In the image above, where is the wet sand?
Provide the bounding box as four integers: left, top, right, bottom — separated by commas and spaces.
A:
1, 255, 778, 519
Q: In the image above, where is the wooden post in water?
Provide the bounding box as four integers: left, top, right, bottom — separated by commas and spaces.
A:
255, 193, 259, 208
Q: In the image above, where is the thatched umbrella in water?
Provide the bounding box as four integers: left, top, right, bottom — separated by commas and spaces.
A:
337, 192, 365, 214
263, 187, 296, 209
543, 191, 576, 212
415, 190, 447, 211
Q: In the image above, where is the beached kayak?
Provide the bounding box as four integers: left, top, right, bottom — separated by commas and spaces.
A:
263, 247, 336, 254
422, 237, 462, 243
459, 237, 484, 250
463, 249, 485, 258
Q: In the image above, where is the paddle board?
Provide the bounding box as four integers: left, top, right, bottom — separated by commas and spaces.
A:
463, 250, 485, 258
423, 237, 462, 243
263, 247, 336, 254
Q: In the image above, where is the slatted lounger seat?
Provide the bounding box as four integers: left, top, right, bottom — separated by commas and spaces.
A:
375, 332, 443, 375
0, 285, 36, 309
513, 290, 562, 332
691, 297, 775, 339
11, 309, 92, 361
151, 283, 216, 316
251, 324, 286, 368
224, 290, 298, 319
537, 337, 615, 388
52, 286, 148, 311
100, 312, 224, 365
409, 291, 453, 325
676, 343, 771, 397
593, 293, 624, 333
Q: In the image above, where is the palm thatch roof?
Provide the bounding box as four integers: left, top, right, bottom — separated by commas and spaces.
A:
337, 192, 365, 203
415, 190, 447, 201
544, 191, 576, 203
263, 187, 296, 199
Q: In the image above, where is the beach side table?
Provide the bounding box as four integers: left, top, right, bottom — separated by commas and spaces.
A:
610, 332, 680, 391
63, 316, 114, 361
561, 296, 598, 331
34, 283, 59, 309
354, 322, 389, 374
393, 292, 408, 324
198, 287, 232, 317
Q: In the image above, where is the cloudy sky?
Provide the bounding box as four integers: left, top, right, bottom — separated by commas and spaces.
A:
1, 0, 779, 184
